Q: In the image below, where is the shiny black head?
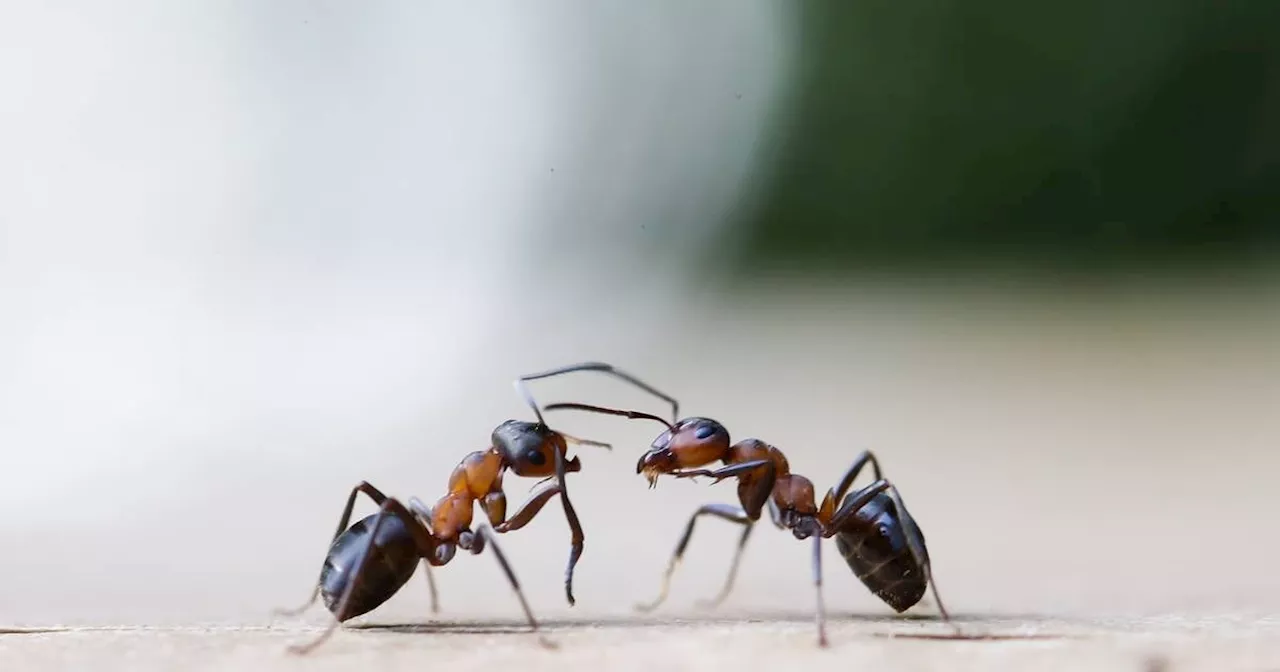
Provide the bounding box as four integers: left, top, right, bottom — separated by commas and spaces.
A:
491, 419, 581, 475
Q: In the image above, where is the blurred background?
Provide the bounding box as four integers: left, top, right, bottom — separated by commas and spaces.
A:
2, 1, 1278, 627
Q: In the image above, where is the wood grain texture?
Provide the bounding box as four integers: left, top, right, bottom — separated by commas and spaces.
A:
3, 616, 1278, 672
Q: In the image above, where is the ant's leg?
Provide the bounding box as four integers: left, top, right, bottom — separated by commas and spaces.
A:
274, 481, 390, 617
660, 462, 776, 610
492, 478, 562, 534
486, 477, 592, 615
829, 451, 883, 503
459, 526, 557, 649
767, 497, 787, 530
408, 496, 440, 614
694, 522, 755, 610
554, 448, 584, 607
826, 479, 891, 530
670, 459, 770, 484
674, 459, 776, 523
634, 503, 752, 613
475, 468, 509, 529
813, 535, 829, 647
287, 498, 437, 656
881, 485, 957, 630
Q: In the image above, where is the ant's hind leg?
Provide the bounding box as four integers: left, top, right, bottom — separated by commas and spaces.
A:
286, 498, 438, 656
408, 497, 441, 614
882, 485, 957, 630
829, 451, 883, 504
273, 481, 392, 618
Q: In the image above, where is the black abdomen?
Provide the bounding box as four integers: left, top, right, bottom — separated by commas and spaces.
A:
319, 513, 420, 621
832, 492, 928, 613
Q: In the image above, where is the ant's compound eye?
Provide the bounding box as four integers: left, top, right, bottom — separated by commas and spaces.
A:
695, 425, 716, 440
877, 524, 892, 538
524, 449, 546, 466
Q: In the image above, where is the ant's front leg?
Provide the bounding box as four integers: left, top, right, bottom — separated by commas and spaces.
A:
491, 478, 561, 534
487, 477, 584, 608
553, 448, 585, 607
669, 459, 771, 485
673, 458, 776, 523
476, 472, 508, 529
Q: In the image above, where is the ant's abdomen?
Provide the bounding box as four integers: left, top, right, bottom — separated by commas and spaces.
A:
832, 494, 928, 613
320, 513, 420, 622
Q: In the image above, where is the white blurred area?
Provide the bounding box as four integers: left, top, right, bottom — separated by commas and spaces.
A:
2, 2, 1279, 629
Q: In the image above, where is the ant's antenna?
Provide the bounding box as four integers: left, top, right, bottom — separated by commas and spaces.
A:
543, 402, 675, 431
514, 362, 680, 424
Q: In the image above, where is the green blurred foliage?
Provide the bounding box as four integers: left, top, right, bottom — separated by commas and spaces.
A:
727, 1, 1280, 276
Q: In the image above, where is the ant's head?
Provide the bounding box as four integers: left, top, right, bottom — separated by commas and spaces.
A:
537, 402, 730, 487
636, 417, 730, 486
491, 419, 580, 478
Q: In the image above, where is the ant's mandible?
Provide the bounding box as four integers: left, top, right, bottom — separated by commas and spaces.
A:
526, 361, 956, 647
274, 367, 613, 654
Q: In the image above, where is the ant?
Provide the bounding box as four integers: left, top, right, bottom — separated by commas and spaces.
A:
273, 367, 614, 654
527, 361, 956, 647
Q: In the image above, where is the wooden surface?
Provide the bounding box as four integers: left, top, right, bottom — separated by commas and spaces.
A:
4, 614, 1279, 671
